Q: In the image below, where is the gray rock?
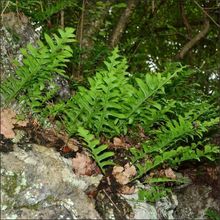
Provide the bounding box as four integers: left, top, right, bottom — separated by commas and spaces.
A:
0, 12, 39, 81
174, 184, 220, 219
122, 193, 158, 219
155, 194, 178, 220
1, 144, 102, 219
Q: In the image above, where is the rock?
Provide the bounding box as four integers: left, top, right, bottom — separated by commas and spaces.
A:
1, 144, 102, 219
156, 193, 178, 219
174, 184, 220, 219
95, 189, 133, 220
0, 12, 39, 81
0, 12, 71, 105
122, 193, 158, 219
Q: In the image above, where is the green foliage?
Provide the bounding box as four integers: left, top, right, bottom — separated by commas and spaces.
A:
64, 47, 133, 136
1, 27, 75, 112
77, 127, 115, 173
144, 177, 189, 185
138, 186, 171, 203
6, 0, 76, 23
63, 48, 185, 137
130, 112, 220, 179
205, 208, 220, 220
1, 38, 219, 185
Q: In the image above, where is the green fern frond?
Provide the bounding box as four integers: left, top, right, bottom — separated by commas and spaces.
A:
64, 47, 134, 136
64, 48, 184, 137
131, 113, 219, 162
78, 127, 115, 174
133, 142, 219, 180
36, 0, 76, 22
126, 66, 185, 124
1, 27, 75, 104
138, 99, 176, 132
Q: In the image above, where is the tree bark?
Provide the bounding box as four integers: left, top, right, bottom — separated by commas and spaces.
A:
76, 1, 110, 50
176, 18, 210, 59
179, 0, 192, 38
109, 0, 139, 48
74, 1, 112, 78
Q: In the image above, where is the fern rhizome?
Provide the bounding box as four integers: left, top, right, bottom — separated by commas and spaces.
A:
1, 27, 219, 181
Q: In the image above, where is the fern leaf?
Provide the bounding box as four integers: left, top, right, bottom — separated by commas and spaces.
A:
1, 27, 75, 104
78, 127, 115, 173
65, 48, 132, 136
126, 67, 185, 120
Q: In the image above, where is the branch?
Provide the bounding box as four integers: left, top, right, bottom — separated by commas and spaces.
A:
76, 1, 111, 49
176, 19, 210, 59
179, 0, 192, 38
194, 0, 220, 28
74, 0, 111, 77
60, 10, 64, 29
109, 0, 139, 48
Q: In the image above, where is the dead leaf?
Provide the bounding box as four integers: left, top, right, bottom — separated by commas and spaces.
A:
0, 108, 27, 139
16, 119, 28, 127
112, 163, 137, 185
72, 153, 100, 176
57, 132, 79, 152
0, 108, 28, 138
164, 168, 176, 179
206, 166, 219, 180
113, 137, 123, 146
119, 185, 136, 194
0, 109, 16, 138
66, 138, 79, 152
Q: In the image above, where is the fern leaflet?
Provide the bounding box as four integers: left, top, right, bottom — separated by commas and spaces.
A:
78, 127, 115, 173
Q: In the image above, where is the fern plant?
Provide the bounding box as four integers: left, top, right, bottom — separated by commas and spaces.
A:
138, 186, 171, 203
1, 27, 75, 110
63, 48, 185, 137
77, 127, 115, 173
124, 65, 184, 124
130, 112, 220, 179
64, 48, 134, 136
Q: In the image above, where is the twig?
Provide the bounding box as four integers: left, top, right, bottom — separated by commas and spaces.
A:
179, 0, 192, 38
152, 0, 155, 13
102, 189, 122, 214
77, 0, 85, 78
194, 0, 220, 28
79, 0, 85, 50
179, 0, 194, 63
1, 1, 15, 20
60, 10, 64, 29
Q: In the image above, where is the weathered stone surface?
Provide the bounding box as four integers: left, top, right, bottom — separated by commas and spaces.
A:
0, 12, 39, 81
122, 193, 158, 219
1, 144, 102, 219
174, 184, 220, 219
156, 194, 178, 219
1, 139, 219, 220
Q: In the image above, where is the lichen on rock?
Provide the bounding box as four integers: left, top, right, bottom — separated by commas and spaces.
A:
1, 144, 101, 219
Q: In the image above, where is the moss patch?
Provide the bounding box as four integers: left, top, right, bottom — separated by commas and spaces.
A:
1, 170, 28, 197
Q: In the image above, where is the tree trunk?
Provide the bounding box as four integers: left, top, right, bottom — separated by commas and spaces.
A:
74, 1, 112, 78
176, 18, 210, 59
109, 0, 139, 48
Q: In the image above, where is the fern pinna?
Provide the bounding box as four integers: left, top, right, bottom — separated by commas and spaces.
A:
78, 127, 114, 173
1, 27, 75, 105
130, 112, 220, 179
